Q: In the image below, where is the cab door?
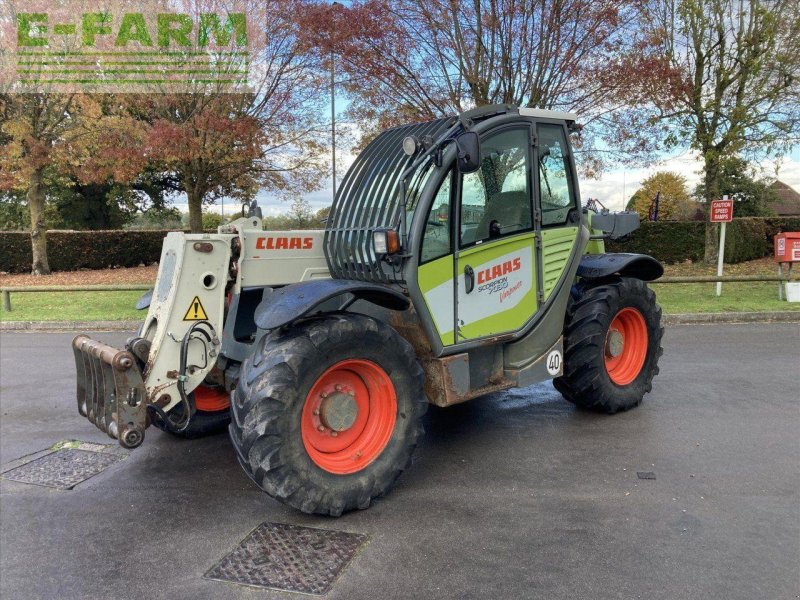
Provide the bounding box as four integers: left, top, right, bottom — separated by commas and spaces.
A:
454, 126, 539, 342
536, 122, 581, 301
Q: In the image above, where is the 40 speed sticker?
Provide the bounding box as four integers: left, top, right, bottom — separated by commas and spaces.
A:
546, 350, 563, 376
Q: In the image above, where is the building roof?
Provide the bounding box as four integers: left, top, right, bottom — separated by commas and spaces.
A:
769, 180, 800, 216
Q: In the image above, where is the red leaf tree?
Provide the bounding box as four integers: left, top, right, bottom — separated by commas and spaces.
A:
137, 0, 327, 232
298, 0, 662, 171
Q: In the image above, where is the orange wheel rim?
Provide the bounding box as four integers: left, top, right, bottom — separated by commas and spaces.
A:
301, 359, 397, 475
604, 308, 648, 386
194, 385, 230, 412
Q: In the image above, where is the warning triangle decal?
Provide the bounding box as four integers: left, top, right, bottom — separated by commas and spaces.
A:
183, 296, 209, 321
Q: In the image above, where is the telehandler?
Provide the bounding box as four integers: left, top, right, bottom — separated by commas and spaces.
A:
73, 105, 664, 516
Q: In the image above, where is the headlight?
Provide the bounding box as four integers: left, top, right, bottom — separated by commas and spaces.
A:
402, 135, 420, 156
373, 231, 388, 254
373, 229, 400, 255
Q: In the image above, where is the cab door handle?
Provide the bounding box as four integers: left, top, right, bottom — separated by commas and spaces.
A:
464, 265, 475, 294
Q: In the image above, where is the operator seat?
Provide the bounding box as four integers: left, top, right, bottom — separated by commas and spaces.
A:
475, 191, 531, 241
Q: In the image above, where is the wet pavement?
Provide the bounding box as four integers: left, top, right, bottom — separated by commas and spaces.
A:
1, 323, 798, 599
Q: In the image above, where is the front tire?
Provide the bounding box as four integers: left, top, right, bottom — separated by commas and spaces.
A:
554, 277, 663, 413
229, 314, 427, 516
151, 386, 231, 439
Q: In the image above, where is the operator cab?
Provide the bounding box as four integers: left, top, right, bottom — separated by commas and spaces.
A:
322, 104, 586, 355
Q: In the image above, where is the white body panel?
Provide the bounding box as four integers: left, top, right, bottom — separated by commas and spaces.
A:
236, 230, 328, 289
140, 216, 330, 411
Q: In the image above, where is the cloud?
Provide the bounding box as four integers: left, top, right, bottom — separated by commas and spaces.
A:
581, 152, 800, 211
194, 146, 800, 216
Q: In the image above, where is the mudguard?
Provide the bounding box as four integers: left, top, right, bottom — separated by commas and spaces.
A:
135, 288, 153, 310
254, 279, 410, 330
577, 253, 663, 282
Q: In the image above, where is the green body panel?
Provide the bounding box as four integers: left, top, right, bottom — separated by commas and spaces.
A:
417, 254, 455, 345
456, 233, 537, 341
417, 227, 584, 345
503, 224, 589, 369
584, 212, 605, 254
541, 227, 579, 300
585, 238, 605, 255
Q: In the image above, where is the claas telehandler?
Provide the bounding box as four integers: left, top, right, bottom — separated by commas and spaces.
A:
72, 105, 664, 516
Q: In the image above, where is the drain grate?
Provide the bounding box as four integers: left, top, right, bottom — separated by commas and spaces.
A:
205, 522, 368, 595
1, 448, 123, 490
637, 471, 657, 480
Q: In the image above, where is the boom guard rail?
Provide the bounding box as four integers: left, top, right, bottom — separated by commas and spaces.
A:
72, 335, 148, 449
324, 117, 454, 284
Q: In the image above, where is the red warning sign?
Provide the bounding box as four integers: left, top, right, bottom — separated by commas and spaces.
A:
710, 199, 733, 222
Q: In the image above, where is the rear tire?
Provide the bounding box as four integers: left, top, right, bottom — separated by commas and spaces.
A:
229, 314, 427, 516
554, 277, 663, 413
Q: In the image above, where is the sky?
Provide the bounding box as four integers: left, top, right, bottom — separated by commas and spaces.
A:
201, 146, 800, 218
181, 99, 800, 218
579, 148, 800, 212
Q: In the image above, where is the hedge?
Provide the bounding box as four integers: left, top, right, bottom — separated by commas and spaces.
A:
0, 230, 173, 273
605, 221, 706, 263
725, 218, 767, 263
762, 217, 800, 243
606, 216, 800, 264
2, 217, 800, 273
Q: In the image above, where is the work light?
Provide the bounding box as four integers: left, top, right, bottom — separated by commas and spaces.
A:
373, 229, 400, 255
402, 135, 420, 156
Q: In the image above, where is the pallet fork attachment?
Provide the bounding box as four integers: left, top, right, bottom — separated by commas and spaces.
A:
72, 335, 148, 449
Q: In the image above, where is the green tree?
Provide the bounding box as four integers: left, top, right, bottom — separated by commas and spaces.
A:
0, 190, 33, 230
49, 182, 137, 230
315, 205, 331, 225
201, 211, 224, 231
48, 170, 179, 230
694, 156, 778, 217
287, 198, 315, 229
261, 214, 295, 231
635, 0, 800, 259
125, 207, 184, 230
628, 172, 697, 221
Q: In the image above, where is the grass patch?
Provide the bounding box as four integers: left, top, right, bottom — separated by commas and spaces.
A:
0, 291, 144, 322
652, 282, 799, 314
1, 267, 798, 322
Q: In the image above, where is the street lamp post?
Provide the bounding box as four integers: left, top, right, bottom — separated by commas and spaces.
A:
330, 2, 340, 202
331, 46, 336, 202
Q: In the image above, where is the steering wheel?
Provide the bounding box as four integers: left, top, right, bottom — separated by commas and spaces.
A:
541, 201, 567, 213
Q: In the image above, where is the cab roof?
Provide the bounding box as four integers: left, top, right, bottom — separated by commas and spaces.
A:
518, 107, 578, 122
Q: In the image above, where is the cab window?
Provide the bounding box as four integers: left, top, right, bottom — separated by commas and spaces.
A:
459, 128, 531, 246
420, 171, 453, 263
538, 124, 577, 226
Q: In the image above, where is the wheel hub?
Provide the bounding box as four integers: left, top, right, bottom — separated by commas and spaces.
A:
604, 308, 649, 386
320, 391, 358, 432
301, 359, 398, 475
606, 329, 624, 358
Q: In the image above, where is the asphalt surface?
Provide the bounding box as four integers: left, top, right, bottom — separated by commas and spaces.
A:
1, 323, 798, 600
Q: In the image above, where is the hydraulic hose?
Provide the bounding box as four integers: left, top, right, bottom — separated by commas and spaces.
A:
148, 320, 216, 433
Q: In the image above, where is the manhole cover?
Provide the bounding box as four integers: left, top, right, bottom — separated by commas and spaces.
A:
1, 448, 123, 490
205, 522, 368, 595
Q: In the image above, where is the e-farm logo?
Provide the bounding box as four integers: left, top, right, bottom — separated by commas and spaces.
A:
7, 1, 251, 93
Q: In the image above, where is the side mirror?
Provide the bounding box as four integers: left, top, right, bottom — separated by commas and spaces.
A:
456, 131, 481, 174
